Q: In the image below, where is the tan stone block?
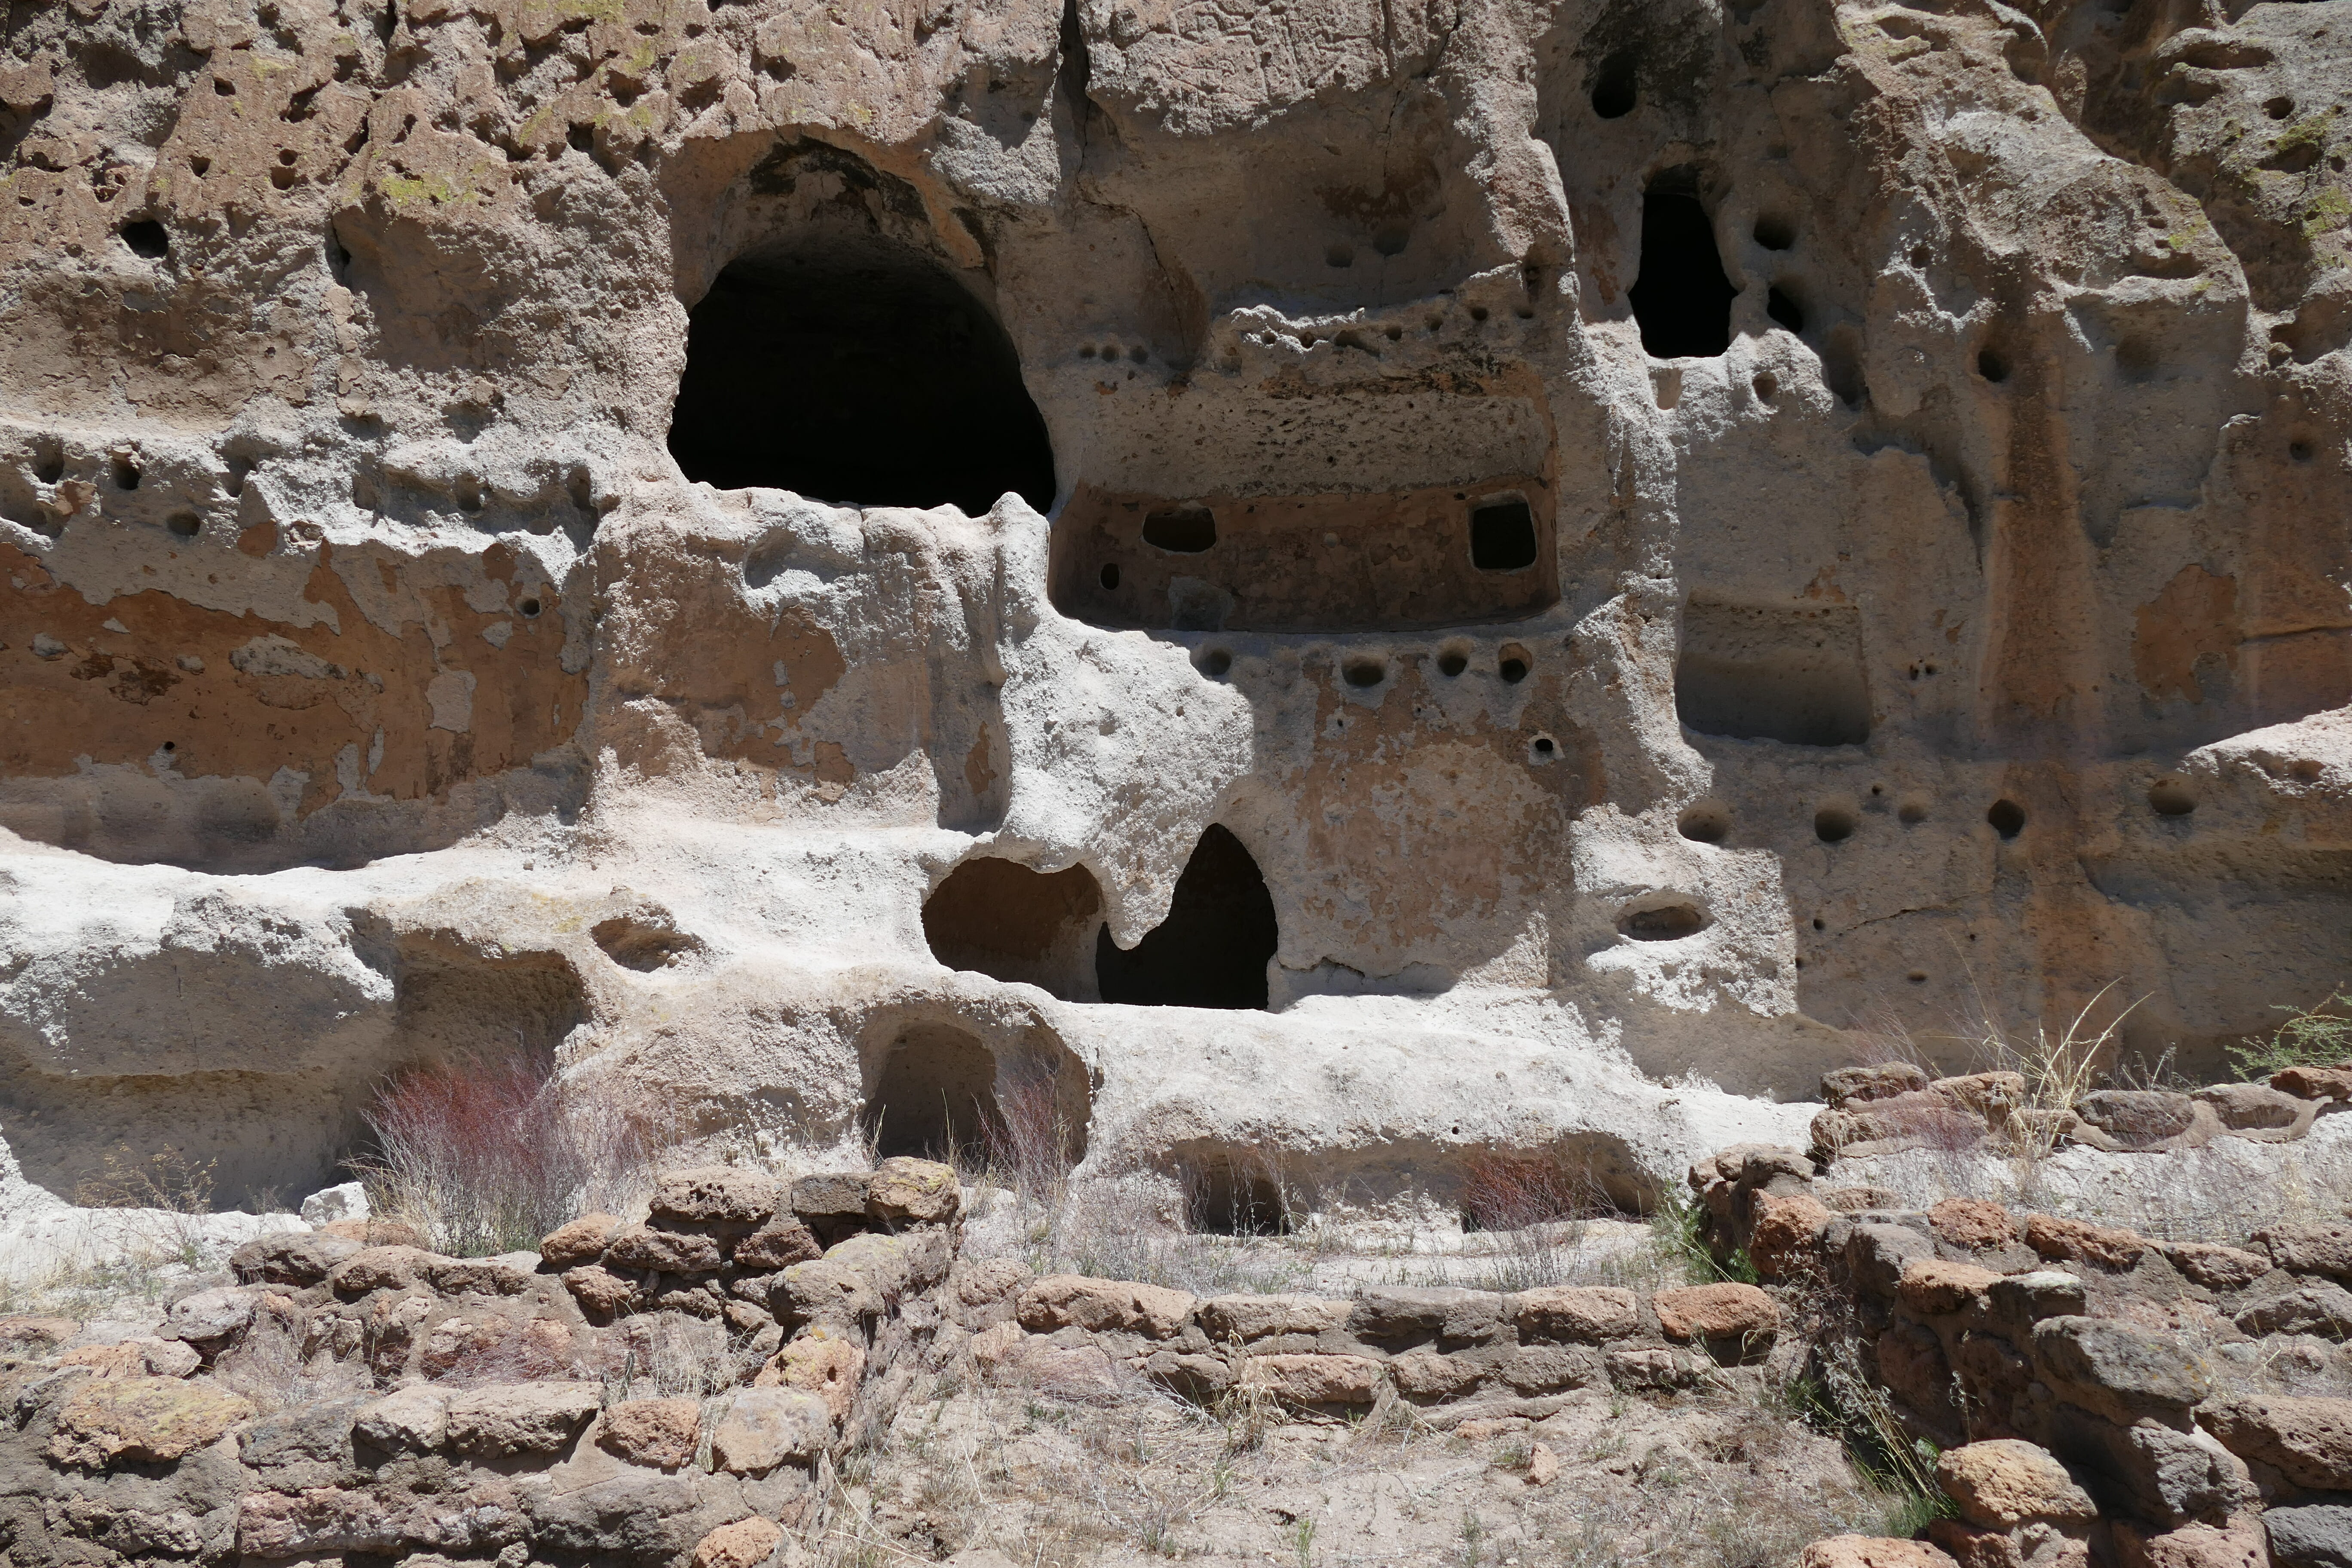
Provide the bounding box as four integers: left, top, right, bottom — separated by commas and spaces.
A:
1239, 1353, 1383, 1406
1017, 1274, 1195, 1338
1750, 1191, 1835, 1280
1936, 1440, 2098, 1527
599, 1396, 702, 1470
1653, 1282, 1779, 1344
692, 1515, 784, 1568
2197, 1394, 2352, 1491
2024, 1214, 2149, 1271
865, 1156, 960, 1222
1930, 1197, 2018, 1253
2110, 1516, 2265, 1568
1511, 1286, 1640, 1343
1898, 1257, 2004, 1317
539, 1212, 621, 1268
49, 1375, 254, 1466
755, 1325, 865, 1425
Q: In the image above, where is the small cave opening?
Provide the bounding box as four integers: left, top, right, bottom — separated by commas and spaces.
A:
1182, 1152, 1293, 1235
667, 241, 1056, 515
120, 219, 169, 259
923, 857, 1104, 1001
1628, 181, 1736, 359
1469, 497, 1538, 572
1096, 824, 1278, 1010
1143, 505, 1216, 553
1987, 799, 2027, 839
863, 1023, 1002, 1163
1589, 49, 1638, 119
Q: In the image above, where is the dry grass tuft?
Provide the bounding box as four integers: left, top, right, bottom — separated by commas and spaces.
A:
352, 1051, 680, 1257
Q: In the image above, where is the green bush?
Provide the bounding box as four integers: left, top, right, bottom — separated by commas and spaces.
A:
2230, 987, 2352, 1081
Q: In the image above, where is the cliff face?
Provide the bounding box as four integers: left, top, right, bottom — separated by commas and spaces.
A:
0, 0, 2346, 1212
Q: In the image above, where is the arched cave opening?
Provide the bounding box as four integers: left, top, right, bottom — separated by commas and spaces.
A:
922, 857, 1103, 1001
667, 242, 1057, 515
863, 1023, 1001, 1163
1182, 1153, 1293, 1236
1628, 181, 1736, 359
1096, 824, 1278, 1010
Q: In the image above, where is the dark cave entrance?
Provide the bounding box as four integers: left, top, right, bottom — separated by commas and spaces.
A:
922, 857, 1103, 1001
667, 243, 1057, 514
1185, 1156, 1292, 1235
1628, 180, 1736, 359
864, 1023, 1002, 1162
1096, 824, 1278, 1010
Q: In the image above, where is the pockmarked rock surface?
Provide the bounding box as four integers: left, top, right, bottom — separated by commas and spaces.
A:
0, 0, 2344, 1235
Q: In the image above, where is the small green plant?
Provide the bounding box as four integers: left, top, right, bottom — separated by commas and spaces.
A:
2231, 987, 2352, 1081
1458, 1509, 1485, 1565
1646, 1186, 1758, 1285
1794, 1331, 1955, 1532
1291, 1516, 1317, 1568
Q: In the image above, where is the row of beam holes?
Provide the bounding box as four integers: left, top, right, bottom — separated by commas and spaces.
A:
1079, 343, 1149, 363
1678, 794, 2030, 844
1688, 783, 2202, 849
1194, 643, 1533, 685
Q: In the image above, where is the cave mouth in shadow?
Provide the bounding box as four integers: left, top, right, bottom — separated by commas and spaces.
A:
1096, 824, 1278, 1010
667, 241, 1057, 514
1628, 179, 1736, 359
863, 1023, 1002, 1163
922, 857, 1102, 1001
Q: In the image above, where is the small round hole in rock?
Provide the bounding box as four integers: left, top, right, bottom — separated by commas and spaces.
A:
1907, 970, 1928, 984
1977, 346, 2010, 383
2289, 439, 2314, 462
1099, 563, 1120, 590
165, 512, 202, 538
1898, 797, 1928, 825
518, 597, 543, 618
1326, 245, 1354, 269
1590, 50, 1637, 118
1752, 371, 1778, 401
1815, 805, 1857, 843
1754, 215, 1795, 251
1531, 735, 1556, 758
1197, 648, 1231, 679
1909, 243, 1932, 268
1342, 658, 1386, 688
1987, 798, 2026, 838
2290, 759, 2322, 782
1437, 649, 1468, 678
1678, 801, 1728, 844
1498, 645, 1531, 683
2148, 778, 2196, 816
1618, 902, 1707, 941
2266, 95, 2294, 120
111, 456, 140, 491
120, 220, 169, 259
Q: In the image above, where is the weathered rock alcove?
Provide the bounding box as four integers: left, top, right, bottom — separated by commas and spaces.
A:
668, 240, 1055, 514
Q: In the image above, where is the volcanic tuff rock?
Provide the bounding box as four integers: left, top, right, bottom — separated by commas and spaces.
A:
0, 0, 2346, 1231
